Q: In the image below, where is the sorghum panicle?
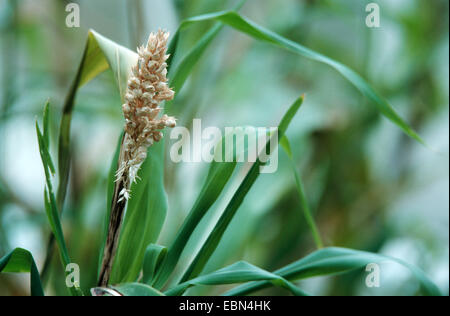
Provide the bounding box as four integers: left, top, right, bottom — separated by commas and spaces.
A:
116, 29, 175, 201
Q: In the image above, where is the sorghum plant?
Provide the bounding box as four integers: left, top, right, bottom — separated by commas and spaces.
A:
98, 30, 176, 287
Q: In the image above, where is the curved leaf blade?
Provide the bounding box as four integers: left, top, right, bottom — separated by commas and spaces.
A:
112, 283, 165, 296
0, 248, 44, 296
37, 120, 82, 296
225, 247, 441, 296
166, 0, 247, 105
56, 29, 137, 209
175, 10, 424, 145
152, 136, 239, 288
179, 95, 305, 284
165, 261, 308, 296
142, 244, 167, 285
110, 142, 168, 284
280, 136, 323, 249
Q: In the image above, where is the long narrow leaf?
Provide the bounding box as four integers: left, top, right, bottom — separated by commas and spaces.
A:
37, 123, 69, 263
112, 283, 165, 296
56, 30, 136, 209
36, 121, 82, 296
153, 135, 239, 288
174, 10, 424, 144
225, 247, 441, 296
42, 99, 51, 152
169, 24, 223, 97
165, 0, 247, 111
0, 248, 44, 296
110, 142, 168, 284
280, 136, 323, 249
165, 261, 308, 296
142, 244, 167, 285
179, 95, 305, 284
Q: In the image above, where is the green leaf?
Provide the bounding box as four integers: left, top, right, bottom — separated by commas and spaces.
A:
37, 120, 82, 296
168, 23, 223, 100
43, 99, 51, 150
179, 95, 305, 285
165, 0, 246, 111
142, 244, 167, 285
110, 142, 168, 284
43, 189, 70, 268
225, 247, 442, 296
280, 136, 323, 249
112, 283, 165, 296
0, 248, 44, 296
36, 123, 69, 265
165, 261, 308, 296
36, 119, 55, 177
152, 134, 240, 288
56, 29, 138, 211
172, 10, 424, 145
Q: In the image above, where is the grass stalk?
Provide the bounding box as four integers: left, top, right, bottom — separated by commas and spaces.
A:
281, 137, 323, 249
98, 137, 127, 287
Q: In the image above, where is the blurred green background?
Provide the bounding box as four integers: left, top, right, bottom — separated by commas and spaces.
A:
0, 0, 448, 295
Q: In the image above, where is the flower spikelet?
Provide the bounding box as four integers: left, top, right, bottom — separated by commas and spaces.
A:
116, 29, 175, 201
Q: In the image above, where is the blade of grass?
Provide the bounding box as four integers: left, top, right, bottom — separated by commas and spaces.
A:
36, 121, 82, 296
0, 248, 44, 296
56, 29, 137, 210
112, 283, 165, 296
169, 23, 223, 98
225, 247, 441, 296
172, 10, 424, 145
142, 244, 167, 285
165, 0, 247, 112
280, 136, 323, 249
43, 99, 51, 147
179, 95, 305, 285
109, 142, 168, 284
152, 133, 239, 288
165, 261, 308, 296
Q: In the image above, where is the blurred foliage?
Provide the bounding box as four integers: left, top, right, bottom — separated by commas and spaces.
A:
0, 0, 448, 296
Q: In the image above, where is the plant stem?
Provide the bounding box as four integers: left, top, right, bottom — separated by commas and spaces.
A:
292, 162, 324, 249
98, 137, 127, 287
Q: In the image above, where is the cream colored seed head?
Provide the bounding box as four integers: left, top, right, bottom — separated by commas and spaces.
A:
116, 29, 175, 201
